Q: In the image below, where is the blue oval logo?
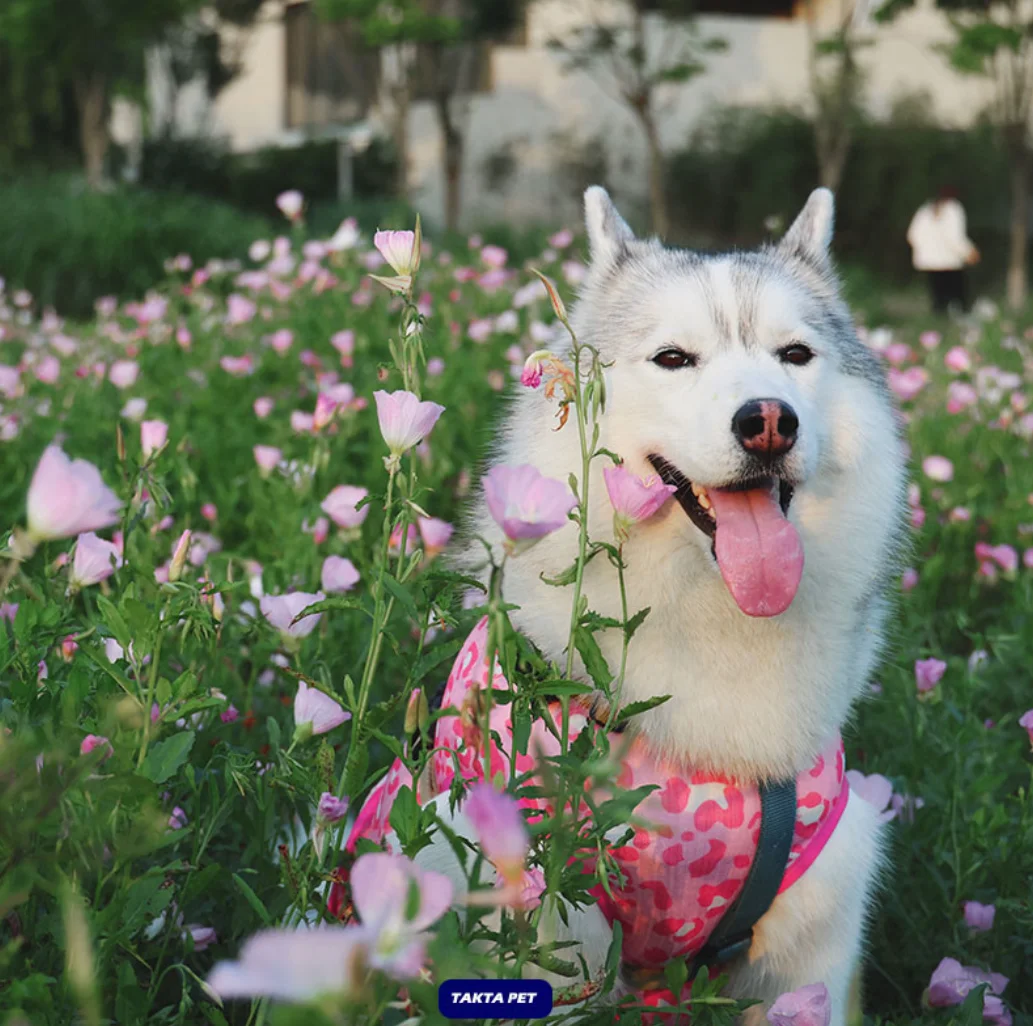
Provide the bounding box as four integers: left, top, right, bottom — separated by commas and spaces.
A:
438, 979, 553, 1019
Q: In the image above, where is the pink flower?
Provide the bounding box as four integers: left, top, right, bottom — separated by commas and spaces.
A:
253, 397, 274, 419
313, 392, 338, 430
293, 680, 349, 739
887, 366, 929, 402
915, 657, 947, 692
1019, 709, 1033, 746
26, 446, 122, 542
253, 445, 282, 475
226, 294, 257, 326
549, 228, 574, 249
169, 806, 188, 830
521, 353, 544, 388
950, 507, 972, 523
350, 852, 452, 975
603, 464, 677, 542
945, 346, 972, 372
0, 364, 22, 399
483, 464, 576, 550
80, 734, 113, 760
317, 792, 349, 824
201, 503, 218, 522
374, 390, 445, 462
321, 555, 360, 593
901, 567, 919, 591
480, 244, 508, 268
964, 901, 996, 932
321, 485, 370, 529
464, 783, 529, 886
845, 769, 897, 824
268, 328, 294, 354
468, 318, 493, 343
766, 983, 831, 1026
141, 420, 169, 458
389, 523, 419, 557
883, 342, 913, 366
187, 925, 217, 951
290, 410, 315, 434
208, 925, 369, 1002
220, 354, 254, 376
427, 357, 445, 377
418, 517, 453, 557
947, 381, 978, 413
890, 792, 925, 822
109, 360, 139, 389
920, 329, 942, 350
34, 354, 61, 384
928, 957, 1009, 1024
373, 230, 418, 277
922, 455, 954, 482
260, 592, 326, 641
220, 705, 239, 724
309, 516, 329, 545
331, 330, 355, 365
276, 190, 304, 221
70, 532, 123, 590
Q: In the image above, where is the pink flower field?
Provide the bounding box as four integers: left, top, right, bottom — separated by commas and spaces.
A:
0, 201, 1030, 1026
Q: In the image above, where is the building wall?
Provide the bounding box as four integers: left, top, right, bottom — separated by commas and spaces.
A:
138, 0, 993, 227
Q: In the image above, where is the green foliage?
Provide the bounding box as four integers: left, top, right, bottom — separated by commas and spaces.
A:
0, 176, 272, 318
665, 100, 1010, 286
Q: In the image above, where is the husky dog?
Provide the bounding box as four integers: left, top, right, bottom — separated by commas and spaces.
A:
410, 187, 907, 1023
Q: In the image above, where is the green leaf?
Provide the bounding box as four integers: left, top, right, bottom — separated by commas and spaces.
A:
574, 627, 613, 691
625, 606, 651, 641
382, 574, 422, 625
612, 694, 671, 728
953, 984, 989, 1026
96, 595, 131, 649
139, 731, 195, 784
663, 956, 689, 997
232, 873, 272, 926
172, 669, 197, 700
290, 596, 370, 623
267, 716, 281, 751
541, 562, 578, 587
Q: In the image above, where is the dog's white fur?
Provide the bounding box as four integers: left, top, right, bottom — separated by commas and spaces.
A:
410, 188, 907, 1023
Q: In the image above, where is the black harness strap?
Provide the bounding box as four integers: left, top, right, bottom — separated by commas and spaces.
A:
689, 776, 798, 970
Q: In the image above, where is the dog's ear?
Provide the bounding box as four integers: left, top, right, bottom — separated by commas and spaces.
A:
779, 188, 835, 266
584, 186, 635, 267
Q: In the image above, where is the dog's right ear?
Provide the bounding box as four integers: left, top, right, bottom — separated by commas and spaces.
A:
584, 186, 635, 267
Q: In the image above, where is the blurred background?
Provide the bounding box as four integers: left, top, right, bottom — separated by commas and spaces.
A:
0, 0, 1024, 319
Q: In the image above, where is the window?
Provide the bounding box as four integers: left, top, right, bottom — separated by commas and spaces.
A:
284, 1, 380, 130
640, 0, 797, 15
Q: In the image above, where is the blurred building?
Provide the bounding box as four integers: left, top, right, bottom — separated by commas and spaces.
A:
120, 0, 993, 227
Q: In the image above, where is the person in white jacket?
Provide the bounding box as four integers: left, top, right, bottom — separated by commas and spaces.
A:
907, 186, 980, 314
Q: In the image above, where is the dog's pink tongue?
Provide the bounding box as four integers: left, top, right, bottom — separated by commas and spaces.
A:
708, 486, 804, 617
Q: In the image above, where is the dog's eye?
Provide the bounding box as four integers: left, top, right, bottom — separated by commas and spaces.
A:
778, 344, 815, 367
652, 349, 698, 370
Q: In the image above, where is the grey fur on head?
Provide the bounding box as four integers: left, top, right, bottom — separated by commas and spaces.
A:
778, 188, 835, 267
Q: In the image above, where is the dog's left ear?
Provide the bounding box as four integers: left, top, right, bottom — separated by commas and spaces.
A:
779, 188, 835, 266
584, 186, 635, 267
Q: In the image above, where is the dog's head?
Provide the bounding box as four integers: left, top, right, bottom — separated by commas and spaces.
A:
571, 187, 894, 619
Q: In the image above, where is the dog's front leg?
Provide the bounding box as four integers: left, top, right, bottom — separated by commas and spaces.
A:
728, 793, 885, 1026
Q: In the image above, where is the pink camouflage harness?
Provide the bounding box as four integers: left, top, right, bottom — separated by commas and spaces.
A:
346, 617, 849, 1006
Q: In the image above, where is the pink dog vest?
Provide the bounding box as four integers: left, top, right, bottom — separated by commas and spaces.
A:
347, 617, 849, 975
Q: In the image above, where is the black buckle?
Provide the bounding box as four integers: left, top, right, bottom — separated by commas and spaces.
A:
695, 931, 754, 969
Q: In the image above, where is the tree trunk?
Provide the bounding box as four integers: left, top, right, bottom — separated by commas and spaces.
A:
73, 71, 108, 191
1007, 148, 1029, 310
435, 91, 464, 232
639, 105, 668, 238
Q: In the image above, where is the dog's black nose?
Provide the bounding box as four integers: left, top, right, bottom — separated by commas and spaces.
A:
732, 399, 798, 458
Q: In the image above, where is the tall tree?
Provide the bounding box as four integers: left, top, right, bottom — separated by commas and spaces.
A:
548, 0, 725, 237
802, 0, 871, 193
316, 0, 521, 229
878, 0, 1031, 307
0, 0, 204, 189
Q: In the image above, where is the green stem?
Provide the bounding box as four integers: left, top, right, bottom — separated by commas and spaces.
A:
137, 600, 170, 768
606, 546, 630, 731
338, 466, 397, 797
